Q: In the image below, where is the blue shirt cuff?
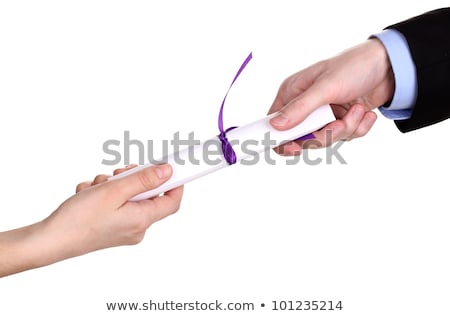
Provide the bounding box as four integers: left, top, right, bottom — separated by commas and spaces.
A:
372, 29, 417, 120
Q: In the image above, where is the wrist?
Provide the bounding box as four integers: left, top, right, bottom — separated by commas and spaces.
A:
369, 38, 395, 106
39, 212, 91, 265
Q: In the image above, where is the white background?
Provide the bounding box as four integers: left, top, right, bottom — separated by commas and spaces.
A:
1, 1, 449, 315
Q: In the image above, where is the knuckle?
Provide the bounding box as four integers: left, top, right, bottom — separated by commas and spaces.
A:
75, 183, 84, 193
133, 220, 149, 235
137, 169, 159, 189
113, 168, 123, 176
169, 200, 181, 215
93, 174, 108, 184
127, 232, 146, 245
355, 127, 368, 138
92, 175, 101, 183
280, 76, 291, 89
355, 126, 370, 138
355, 114, 377, 138
75, 181, 91, 193
290, 97, 305, 110
124, 217, 151, 245
304, 138, 322, 149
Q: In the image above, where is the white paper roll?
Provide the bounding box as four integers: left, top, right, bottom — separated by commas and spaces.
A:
110, 104, 335, 201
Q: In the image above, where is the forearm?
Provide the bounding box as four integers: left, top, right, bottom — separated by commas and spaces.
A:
0, 219, 79, 277
0, 222, 48, 277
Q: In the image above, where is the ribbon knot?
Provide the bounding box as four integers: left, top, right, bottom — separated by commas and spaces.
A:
216, 52, 315, 165
218, 127, 238, 165
218, 52, 253, 165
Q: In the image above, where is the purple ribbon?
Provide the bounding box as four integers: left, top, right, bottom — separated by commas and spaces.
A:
218, 52, 315, 164
218, 52, 253, 165
296, 133, 315, 141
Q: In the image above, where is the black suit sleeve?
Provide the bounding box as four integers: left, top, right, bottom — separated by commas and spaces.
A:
386, 8, 450, 132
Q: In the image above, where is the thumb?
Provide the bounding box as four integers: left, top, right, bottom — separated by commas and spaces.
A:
108, 164, 173, 202
269, 82, 328, 130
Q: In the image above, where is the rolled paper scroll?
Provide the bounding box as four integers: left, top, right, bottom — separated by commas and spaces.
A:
111, 104, 335, 201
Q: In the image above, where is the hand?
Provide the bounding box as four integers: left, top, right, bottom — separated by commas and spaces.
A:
268, 38, 395, 155
0, 164, 183, 277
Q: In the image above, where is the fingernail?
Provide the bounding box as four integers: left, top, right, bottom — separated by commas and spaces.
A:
270, 112, 289, 127
155, 164, 171, 179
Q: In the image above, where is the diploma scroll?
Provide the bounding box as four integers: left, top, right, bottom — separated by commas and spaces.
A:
111, 104, 335, 201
